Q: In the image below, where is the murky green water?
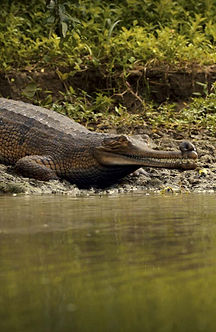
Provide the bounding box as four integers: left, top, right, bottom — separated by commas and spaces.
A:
1, 193, 216, 332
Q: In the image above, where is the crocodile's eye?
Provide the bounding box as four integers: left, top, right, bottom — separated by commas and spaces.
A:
102, 135, 130, 148
117, 135, 129, 143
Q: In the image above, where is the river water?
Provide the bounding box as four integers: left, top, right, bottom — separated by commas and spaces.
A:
0, 193, 216, 332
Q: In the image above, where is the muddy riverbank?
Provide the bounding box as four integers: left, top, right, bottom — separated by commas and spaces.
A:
0, 134, 215, 195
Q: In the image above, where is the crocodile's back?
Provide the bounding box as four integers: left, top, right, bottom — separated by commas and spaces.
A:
0, 98, 89, 135
0, 98, 94, 166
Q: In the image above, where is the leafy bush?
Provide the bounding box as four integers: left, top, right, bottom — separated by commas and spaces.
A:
1, 0, 216, 134
1, 0, 216, 70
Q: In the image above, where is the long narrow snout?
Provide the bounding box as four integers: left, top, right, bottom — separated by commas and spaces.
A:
94, 138, 198, 170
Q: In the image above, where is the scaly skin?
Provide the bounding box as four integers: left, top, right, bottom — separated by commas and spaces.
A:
0, 98, 197, 188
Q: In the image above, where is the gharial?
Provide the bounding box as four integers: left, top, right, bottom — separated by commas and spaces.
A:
0, 98, 197, 188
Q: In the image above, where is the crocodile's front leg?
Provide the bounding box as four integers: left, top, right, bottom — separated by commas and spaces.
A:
15, 155, 59, 181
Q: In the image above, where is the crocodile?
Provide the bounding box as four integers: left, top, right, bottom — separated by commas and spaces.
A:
0, 98, 197, 188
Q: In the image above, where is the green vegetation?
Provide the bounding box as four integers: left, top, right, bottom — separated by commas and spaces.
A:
1, 0, 216, 134
146, 82, 216, 135
1, 0, 216, 70
49, 82, 216, 134
0, 181, 25, 194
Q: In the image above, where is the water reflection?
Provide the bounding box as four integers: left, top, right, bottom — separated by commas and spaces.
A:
0, 194, 216, 331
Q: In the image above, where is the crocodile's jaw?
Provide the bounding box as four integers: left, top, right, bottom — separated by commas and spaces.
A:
93, 149, 197, 170
94, 135, 197, 170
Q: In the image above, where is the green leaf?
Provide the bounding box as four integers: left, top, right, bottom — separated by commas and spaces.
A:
108, 20, 121, 38
47, 16, 55, 24
61, 22, 68, 38
22, 83, 38, 98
